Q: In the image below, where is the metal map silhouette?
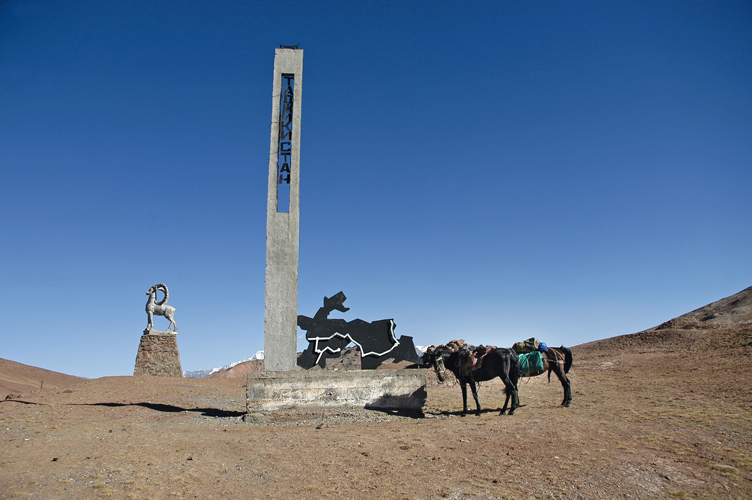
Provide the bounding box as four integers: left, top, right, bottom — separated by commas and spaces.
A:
297, 292, 421, 370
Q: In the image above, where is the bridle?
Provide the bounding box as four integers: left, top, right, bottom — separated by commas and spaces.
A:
433, 354, 447, 382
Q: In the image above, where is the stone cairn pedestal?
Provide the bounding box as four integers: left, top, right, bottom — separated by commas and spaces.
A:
134, 330, 183, 377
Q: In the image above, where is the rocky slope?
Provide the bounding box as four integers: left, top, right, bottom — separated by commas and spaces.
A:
665, 285, 752, 326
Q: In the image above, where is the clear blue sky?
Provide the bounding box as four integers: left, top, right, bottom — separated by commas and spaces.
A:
2, 1, 750, 378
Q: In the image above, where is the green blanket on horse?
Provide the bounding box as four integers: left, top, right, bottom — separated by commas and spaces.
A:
518, 351, 545, 377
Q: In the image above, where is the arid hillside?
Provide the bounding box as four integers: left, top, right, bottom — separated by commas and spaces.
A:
1, 288, 751, 499
0, 359, 84, 400
664, 285, 752, 326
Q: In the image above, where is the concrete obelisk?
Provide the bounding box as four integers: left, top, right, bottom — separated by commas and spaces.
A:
264, 48, 303, 371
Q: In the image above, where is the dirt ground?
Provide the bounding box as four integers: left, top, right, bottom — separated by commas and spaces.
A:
1, 324, 751, 499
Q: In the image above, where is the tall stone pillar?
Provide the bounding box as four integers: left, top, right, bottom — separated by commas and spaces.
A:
264, 48, 303, 371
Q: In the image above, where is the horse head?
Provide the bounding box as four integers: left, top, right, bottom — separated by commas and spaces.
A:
424, 346, 450, 382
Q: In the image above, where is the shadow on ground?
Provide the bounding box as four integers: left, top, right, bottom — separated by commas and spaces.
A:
430, 404, 527, 417
367, 408, 425, 419
81, 402, 246, 418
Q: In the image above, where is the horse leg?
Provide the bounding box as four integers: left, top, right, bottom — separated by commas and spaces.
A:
469, 380, 481, 416
460, 381, 469, 416
500, 392, 510, 415
554, 365, 572, 407
498, 372, 519, 416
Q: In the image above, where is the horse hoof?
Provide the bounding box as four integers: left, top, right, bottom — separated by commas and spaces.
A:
564, 402, 571, 407
508, 410, 515, 416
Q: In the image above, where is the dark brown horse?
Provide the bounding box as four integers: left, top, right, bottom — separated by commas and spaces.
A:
424, 346, 520, 416
518, 346, 573, 407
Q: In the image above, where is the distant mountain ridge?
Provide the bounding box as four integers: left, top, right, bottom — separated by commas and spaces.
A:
183, 369, 214, 379
656, 286, 752, 330
675, 285, 752, 324
576, 285, 752, 354
184, 351, 264, 378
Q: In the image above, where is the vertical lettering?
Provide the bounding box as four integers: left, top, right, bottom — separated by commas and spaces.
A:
277, 74, 294, 212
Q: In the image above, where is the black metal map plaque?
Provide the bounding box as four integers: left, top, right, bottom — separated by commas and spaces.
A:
297, 292, 422, 370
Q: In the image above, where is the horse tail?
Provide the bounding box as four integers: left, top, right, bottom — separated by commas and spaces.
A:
509, 351, 520, 390
546, 350, 556, 382
560, 346, 573, 374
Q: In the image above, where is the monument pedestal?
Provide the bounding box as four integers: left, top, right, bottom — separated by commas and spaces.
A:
246, 369, 427, 413
134, 330, 183, 377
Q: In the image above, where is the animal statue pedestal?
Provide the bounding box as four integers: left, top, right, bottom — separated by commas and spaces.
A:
133, 330, 183, 378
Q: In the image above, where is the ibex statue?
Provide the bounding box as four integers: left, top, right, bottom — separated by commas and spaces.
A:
145, 283, 178, 333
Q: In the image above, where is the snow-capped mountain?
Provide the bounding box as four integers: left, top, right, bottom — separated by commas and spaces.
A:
183, 350, 264, 378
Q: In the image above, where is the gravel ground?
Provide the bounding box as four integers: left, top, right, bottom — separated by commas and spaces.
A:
1, 325, 751, 499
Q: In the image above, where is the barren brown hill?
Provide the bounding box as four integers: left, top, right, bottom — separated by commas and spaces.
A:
667, 285, 752, 326
0, 358, 84, 400
577, 285, 752, 354
1, 288, 751, 499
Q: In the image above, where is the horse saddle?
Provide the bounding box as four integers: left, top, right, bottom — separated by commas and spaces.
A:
458, 345, 496, 376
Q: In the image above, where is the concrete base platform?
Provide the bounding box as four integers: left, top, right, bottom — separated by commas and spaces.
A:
246, 369, 427, 412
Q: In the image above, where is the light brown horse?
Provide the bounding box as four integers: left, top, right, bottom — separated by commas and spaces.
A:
519, 346, 573, 407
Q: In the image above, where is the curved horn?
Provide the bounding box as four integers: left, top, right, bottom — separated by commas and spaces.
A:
154, 283, 169, 306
